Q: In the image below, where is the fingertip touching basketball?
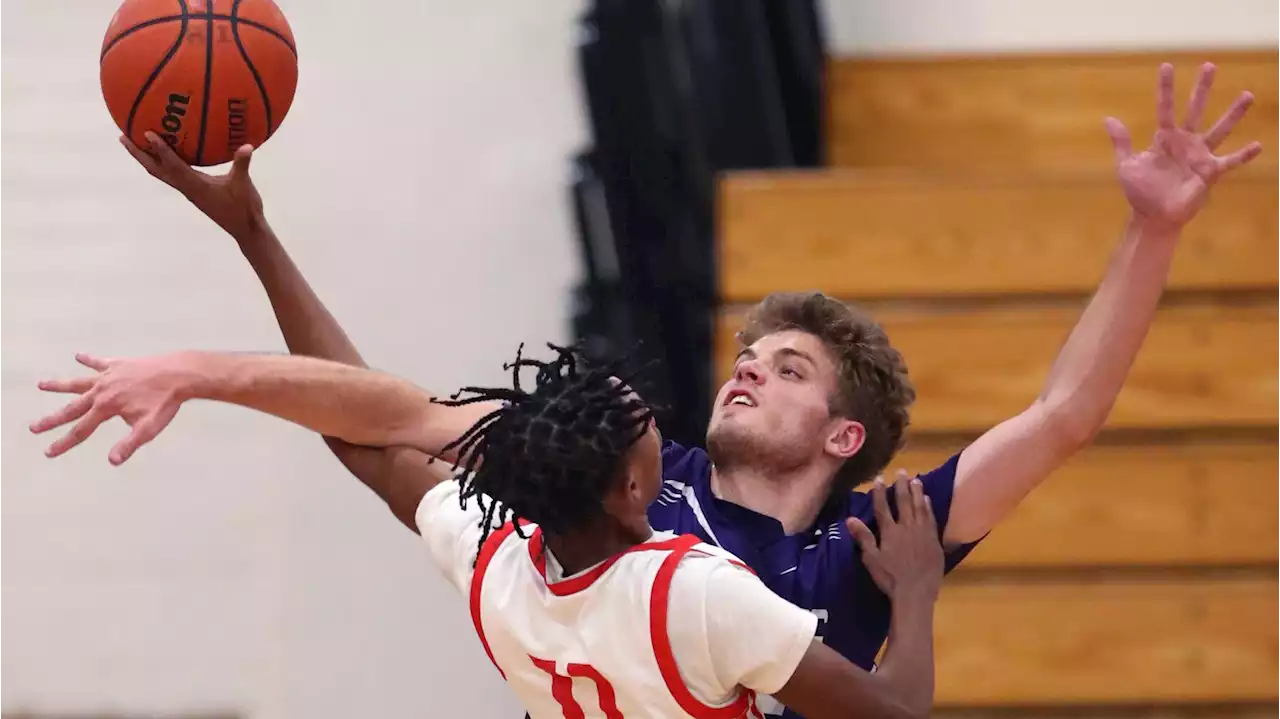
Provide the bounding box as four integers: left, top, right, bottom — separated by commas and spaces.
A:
100, 0, 298, 167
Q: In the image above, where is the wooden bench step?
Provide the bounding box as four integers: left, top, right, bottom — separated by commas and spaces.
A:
887, 439, 1277, 568
826, 50, 1278, 171
933, 576, 1277, 705
714, 303, 1278, 432
718, 170, 1276, 302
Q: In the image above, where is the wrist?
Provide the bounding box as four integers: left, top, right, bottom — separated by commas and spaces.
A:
232, 210, 270, 245
1127, 212, 1183, 244
890, 583, 940, 607
169, 350, 241, 403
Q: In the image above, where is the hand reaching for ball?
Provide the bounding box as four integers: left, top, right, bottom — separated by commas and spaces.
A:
121, 131, 265, 242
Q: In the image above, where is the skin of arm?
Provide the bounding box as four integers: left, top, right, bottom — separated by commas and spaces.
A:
227, 216, 493, 531
117, 131, 499, 531
942, 63, 1262, 546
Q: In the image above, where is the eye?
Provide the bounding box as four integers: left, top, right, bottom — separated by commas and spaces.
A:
779, 365, 802, 379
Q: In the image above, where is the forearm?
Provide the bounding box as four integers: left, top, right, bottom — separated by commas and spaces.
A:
870, 592, 936, 717
945, 218, 1180, 543
178, 351, 438, 449
235, 214, 365, 367
229, 215, 496, 466
1036, 215, 1180, 439
229, 214, 420, 493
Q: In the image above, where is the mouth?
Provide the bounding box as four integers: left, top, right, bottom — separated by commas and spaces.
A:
723, 389, 757, 409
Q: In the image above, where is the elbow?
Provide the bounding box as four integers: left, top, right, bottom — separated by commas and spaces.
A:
1032, 399, 1103, 455
892, 693, 933, 719
897, 690, 933, 719
865, 675, 932, 719
876, 698, 930, 719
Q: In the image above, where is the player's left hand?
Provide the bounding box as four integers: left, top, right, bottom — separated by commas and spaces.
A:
30, 352, 195, 465
1106, 62, 1262, 230
846, 470, 944, 602
121, 131, 264, 242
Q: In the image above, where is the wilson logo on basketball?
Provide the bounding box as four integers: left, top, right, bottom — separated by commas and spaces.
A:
228, 99, 249, 154
159, 93, 190, 148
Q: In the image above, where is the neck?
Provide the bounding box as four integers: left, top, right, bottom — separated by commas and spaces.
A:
710, 462, 834, 534
543, 524, 654, 576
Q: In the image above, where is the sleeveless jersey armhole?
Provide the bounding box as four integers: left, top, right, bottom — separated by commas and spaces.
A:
469, 521, 520, 679
649, 535, 757, 718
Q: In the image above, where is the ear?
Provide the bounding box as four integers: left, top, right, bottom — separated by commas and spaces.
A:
825, 418, 866, 460
602, 467, 648, 517
622, 466, 648, 508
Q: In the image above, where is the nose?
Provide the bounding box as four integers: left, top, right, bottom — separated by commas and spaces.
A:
734, 357, 764, 385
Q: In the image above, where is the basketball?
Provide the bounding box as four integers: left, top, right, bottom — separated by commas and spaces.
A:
100, 0, 298, 167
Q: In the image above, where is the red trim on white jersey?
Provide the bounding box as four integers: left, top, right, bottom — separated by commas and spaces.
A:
649, 534, 756, 719
469, 521, 519, 678
473, 525, 762, 716
527, 527, 703, 596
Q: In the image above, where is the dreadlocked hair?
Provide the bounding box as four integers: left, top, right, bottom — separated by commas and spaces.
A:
433, 343, 655, 561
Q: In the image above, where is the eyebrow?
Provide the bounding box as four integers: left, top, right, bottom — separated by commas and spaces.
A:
734, 346, 819, 367
776, 347, 818, 367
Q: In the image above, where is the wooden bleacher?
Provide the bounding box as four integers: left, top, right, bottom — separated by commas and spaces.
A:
893, 440, 1278, 569
718, 170, 1277, 301
718, 303, 1278, 431
715, 50, 1278, 716
825, 50, 1278, 171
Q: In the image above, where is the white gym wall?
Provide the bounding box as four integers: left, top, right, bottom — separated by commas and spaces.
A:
3, 1, 586, 717
2, 1, 1275, 718
823, 0, 1278, 54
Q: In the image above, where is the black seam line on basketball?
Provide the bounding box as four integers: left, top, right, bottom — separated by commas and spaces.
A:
193, 4, 215, 165
100, 15, 184, 63
231, 0, 274, 136
101, 15, 296, 61
125, 0, 188, 137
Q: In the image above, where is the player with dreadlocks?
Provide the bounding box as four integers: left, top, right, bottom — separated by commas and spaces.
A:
432, 343, 660, 557
35, 342, 944, 718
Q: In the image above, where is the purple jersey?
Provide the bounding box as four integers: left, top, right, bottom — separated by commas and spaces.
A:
648, 441, 981, 719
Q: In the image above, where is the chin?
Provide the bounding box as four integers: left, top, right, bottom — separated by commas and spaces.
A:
707, 414, 743, 441
706, 418, 757, 462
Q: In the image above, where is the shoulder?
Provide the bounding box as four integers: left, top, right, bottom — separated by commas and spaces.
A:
685, 542, 753, 573
651, 441, 713, 523
665, 547, 818, 696
647, 533, 749, 574
918, 451, 963, 488
842, 451, 965, 522
415, 477, 466, 535
665, 542, 775, 615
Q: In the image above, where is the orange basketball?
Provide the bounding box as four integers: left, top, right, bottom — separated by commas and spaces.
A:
100, 0, 298, 167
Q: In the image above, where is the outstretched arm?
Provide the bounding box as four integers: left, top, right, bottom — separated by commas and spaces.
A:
945, 62, 1263, 545
700, 479, 943, 719
32, 351, 468, 486
118, 132, 498, 531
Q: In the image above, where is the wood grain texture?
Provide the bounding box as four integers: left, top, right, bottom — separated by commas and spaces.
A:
886, 439, 1278, 568
717, 171, 1277, 302
826, 50, 1278, 170
932, 577, 1278, 705
714, 303, 1279, 432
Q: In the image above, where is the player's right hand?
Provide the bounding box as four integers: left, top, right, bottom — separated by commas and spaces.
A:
846, 471, 944, 603
30, 352, 199, 466
120, 131, 264, 242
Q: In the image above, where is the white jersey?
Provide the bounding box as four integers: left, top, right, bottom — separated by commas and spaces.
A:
418, 481, 819, 718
